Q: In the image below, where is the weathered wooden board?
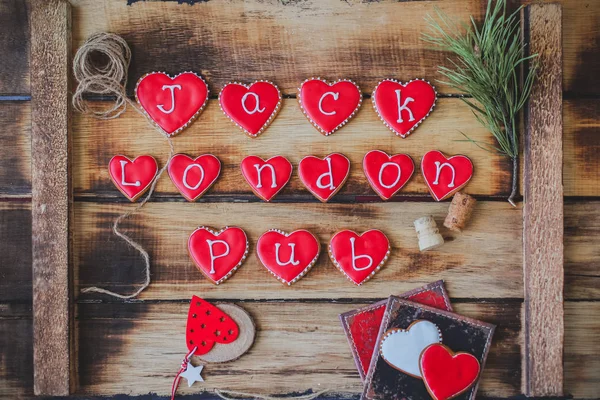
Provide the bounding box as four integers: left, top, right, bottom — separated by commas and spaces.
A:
0, 201, 32, 303
0, 303, 33, 399
0, 0, 29, 95
0, 102, 31, 197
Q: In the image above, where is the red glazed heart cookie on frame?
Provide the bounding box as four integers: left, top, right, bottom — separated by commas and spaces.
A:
298, 153, 350, 202
257, 229, 320, 285
188, 226, 249, 285
219, 81, 282, 137
168, 154, 221, 202
421, 150, 474, 201
298, 78, 362, 135
363, 150, 415, 200
372, 79, 437, 138
108, 155, 158, 202
135, 71, 209, 136
329, 229, 390, 285
240, 156, 293, 201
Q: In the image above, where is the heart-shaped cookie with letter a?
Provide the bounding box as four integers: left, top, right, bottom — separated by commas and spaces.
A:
421, 150, 474, 201
363, 150, 415, 200
108, 155, 158, 202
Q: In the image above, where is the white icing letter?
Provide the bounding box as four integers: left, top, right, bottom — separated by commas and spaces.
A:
241, 92, 266, 115
350, 237, 373, 271
395, 89, 415, 123
378, 162, 401, 189
318, 92, 339, 116
120, 160, 140, 187
274, 243, 300, 266
206, 239, 230, 274
182, 164, 205, 191
156, 84, 182, 114
433, 161, 456, 188
254, 164, 277, 189
316, 157, 335, 190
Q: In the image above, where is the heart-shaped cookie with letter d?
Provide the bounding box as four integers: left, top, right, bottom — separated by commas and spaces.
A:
380, 320, 442, 378
420, 344, 481, 400
298, 153, 350, 202
168, 154, 221, 202
329, 229, 390, 285
421, 150, 474, 201
363, 150, 415, 200
135, 71, 209, 136
108, 155, 158, 202
256, 229, 320, 285
188, 226, 249, 285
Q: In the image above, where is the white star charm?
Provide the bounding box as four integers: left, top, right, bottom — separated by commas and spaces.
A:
179, 361, 204, 387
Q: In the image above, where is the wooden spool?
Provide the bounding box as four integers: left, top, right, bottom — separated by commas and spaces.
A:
413, 216, 444, 251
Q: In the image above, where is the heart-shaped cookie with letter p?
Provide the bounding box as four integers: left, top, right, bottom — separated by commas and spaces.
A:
257, 229, 320, 285
420, 344, 481, 400
240, 155, 293, 201
298, 78, 362, 135
108, 155, 158, 202
219, 81, 282, 137
298, 153, 350, 202
363, 150, 415, 200
380, 320, 442, 378
329, 229, 390, 285
168, 154, 221, 202
188, 226, 249, 285
421, 150, 474, 201
372, 79, 437, 138
135, 71, 209, 136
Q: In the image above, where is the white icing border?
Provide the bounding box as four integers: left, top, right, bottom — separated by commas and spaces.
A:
218, 80, 283, 138
420, 150, 474, 201
108, 154, 159, 202
134, 71, 209, 137
362, 150, 415, 201
240, 155, 293, 202
298, 153, 351, 203
167, 153, 221, 202
372, 78, 437, 138
297, 77, 363, 136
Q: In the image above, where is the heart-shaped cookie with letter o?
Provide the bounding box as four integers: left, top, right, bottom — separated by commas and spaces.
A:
108, 155, 158, 202
168, 154, 221, 202
135, 71, 209, 136
240, 155, 293, 201
363, 150, 415, 200
298, 153, 350, 202
421, 150, 474, 201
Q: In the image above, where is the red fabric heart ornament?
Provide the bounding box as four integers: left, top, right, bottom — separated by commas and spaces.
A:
420, 344, 481, 400
372, 79, 437, 138
363, 150, 415, 200
219, 81, 282, 137
298, 153, 350, 202
108, 155, 158, 202
186, 295, 240, 355
188, 227, 249, 285
257, 229, 320, 285
240, 155, 293, 201
421, 150, 474, 201
135, 71, 208, 136
329, 229, 390, 285
168, 154, 221, 202
298, 78, 362, 135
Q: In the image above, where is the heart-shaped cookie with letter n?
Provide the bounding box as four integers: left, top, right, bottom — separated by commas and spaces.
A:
108, 155, 158, 202
421, 150, 474, 201
240, 155, 293, 201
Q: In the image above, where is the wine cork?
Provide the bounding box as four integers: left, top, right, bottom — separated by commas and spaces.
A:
414, 215, 444, 251
444, 192, 477, 232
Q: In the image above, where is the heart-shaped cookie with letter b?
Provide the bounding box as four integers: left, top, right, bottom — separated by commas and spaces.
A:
108, 155, 158, 202
421, 150, 474, 201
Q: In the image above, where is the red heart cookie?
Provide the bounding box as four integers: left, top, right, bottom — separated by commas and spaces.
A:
135, 71, 209, 136
168, 154, 221, 202
421, 150, 474, 201
186, 296, 240, 355
298, 78, 362, 135
257, 229, 320, 285
420, 344, 481, 400
188, 226, 249, 285
219, 81, 282, 137
329, 229, 390, 285
298, 153, 350, 202
372, 79, 437, 138
363, 150, 415, 200
108, 155, 158, 202
240, 156, 293, 201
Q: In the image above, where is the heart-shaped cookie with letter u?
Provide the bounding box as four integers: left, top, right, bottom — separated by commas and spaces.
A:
298, 78, 362, 135
329, 229, 390, 285
240, 155, 293, 201
421, 150, 474, 201
257, 229, 320, 285
168, 154, 221, 202
108, 155, 158, 202
372, 79, 437, 138
188, 226, 249, 285
363, 150, 415, 200
135, 71, 209, 136
298, 153, 350, 202
219, 81, 282, 137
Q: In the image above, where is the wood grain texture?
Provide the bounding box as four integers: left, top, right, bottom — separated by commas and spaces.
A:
522, 4, 564, 397
0, 0, 29, 95
0, 102, 31, 197
72, 99, 512, 199
0, 303, 33, 399
30, 0, 72, 395
0, 201, 32, 303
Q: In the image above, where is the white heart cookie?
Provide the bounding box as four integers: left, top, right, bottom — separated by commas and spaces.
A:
380, 320, 442, 378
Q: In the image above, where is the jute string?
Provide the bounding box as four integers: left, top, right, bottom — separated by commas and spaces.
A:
73, 32, 174, 299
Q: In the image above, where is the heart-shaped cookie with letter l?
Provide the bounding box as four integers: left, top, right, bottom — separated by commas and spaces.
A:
135, 71, 209, 136
372, 79, 437, 138
363, 150, 415, 200
380, 320, 442, 378
420, 344, 481, 400
240, 155, 293, 201
421, 150, 474, 201
108, 155, 158, 202
257, 229, 320, 285
298, 78, 362, 135
298, 153, 350, 202
329, 229, 390, 285
188, 226, 249, 285
168, 154, 221, 202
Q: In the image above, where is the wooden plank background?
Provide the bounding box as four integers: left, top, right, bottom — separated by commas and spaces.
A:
0, 0, 599, 399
